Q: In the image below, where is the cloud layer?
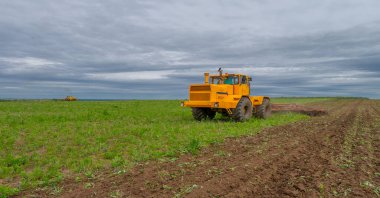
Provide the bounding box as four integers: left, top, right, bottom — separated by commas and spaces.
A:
1, 0, 380, 99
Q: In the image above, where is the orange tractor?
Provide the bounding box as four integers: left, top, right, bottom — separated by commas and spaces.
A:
181, 68, 271, 122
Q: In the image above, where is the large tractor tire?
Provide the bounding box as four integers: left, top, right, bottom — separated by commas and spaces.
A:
192, 108, 215, 121
232, 97, 253, 122
255, 98, 271, 119
206, 109, 216, 120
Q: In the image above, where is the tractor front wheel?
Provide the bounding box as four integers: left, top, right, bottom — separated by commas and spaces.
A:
233, 97, 253, 122
206, 109, 216, 120
192, 108, 215, 121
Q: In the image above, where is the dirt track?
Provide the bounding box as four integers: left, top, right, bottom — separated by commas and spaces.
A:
21, 99, 380, 197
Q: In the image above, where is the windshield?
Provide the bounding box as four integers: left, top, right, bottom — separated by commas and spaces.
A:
212, 76, 238, 84
211, 77, 222, 84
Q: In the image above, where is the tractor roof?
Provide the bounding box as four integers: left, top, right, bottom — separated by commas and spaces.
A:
210, 73, 250, 77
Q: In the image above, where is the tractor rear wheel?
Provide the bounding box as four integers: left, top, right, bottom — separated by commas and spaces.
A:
232, 97, 253, 122
255, 98, 271, 119
192, 108, 215, 121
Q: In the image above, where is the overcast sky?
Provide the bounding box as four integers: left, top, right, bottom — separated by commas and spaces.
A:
1, 0, 380, 99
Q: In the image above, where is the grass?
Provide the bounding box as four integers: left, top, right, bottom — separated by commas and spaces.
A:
0, 99, 312, 196
0, 185, 18, 198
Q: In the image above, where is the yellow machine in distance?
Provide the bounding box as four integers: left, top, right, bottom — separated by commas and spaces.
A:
181, 68, 271, 122
65, 96, 77, 101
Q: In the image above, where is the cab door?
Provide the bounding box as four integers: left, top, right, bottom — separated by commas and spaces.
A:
241, 75, 250, 96
232, 75, 241, 96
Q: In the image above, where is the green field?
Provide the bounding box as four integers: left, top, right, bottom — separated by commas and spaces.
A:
0, 99, 320, 196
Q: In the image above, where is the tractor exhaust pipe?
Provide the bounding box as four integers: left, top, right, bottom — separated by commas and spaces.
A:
204, 72, 209, 84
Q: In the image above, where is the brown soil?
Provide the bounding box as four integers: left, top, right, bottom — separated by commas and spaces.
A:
18, 99, 380, 198
272, 103, 327, 116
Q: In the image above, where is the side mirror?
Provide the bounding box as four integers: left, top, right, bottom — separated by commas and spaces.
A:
248, 77, 252, 81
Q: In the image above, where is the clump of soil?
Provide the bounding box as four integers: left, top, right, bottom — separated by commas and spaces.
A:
272, 103, 327, 116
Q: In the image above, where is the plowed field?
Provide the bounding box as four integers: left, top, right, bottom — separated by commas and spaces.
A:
19, 99, 380, 197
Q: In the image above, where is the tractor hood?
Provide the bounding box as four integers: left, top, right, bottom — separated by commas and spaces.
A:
189, 84, 211, 101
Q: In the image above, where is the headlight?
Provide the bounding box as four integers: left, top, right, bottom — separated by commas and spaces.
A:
214, 102, 219, 108
180, 102, 184, 107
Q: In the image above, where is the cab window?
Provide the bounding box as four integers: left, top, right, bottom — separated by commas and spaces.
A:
224, 77, 233, 84
241, 76, 247, 84
224, 76, 239, 85
212, 77, 222, 84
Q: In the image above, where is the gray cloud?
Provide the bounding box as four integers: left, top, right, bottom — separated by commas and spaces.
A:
0, 0, 380, 99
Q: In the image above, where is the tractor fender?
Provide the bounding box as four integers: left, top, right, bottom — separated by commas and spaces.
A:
250, 96, 270, 106
240, 96, 252, 105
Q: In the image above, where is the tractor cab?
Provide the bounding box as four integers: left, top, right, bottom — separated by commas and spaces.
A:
209, 73, 252, 96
